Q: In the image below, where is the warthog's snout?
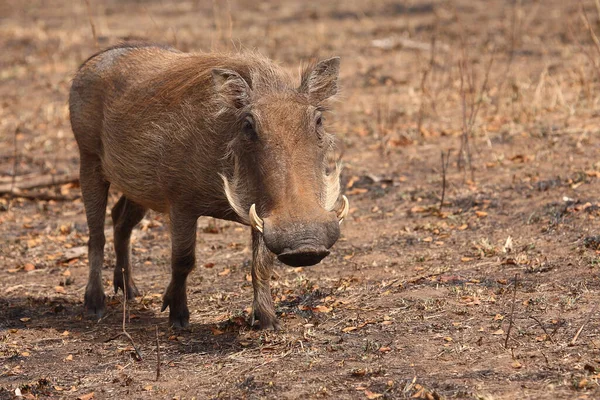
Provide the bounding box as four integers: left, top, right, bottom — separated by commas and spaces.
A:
262, 217, 341, 267
277, 246, 330, 267
248, 196, 348, 267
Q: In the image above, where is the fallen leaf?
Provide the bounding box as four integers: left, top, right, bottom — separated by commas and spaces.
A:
218, 268, 231, 276
21, 351, 30, 357
312, 305, 332, 313
342, 326, 357, 333
77, 393, 95, 400
461, 257, 473, 262
458, 224, 468, 230
23, 263, 35, 272
19, 317, 30, 322
475, 211, 488, 218
365, 390, 383, 399
55, 286, 66, 294
492, 329, 505, 335
211, 327, 225, 336
203, 263, 215, 268
512, 361, 522, 369
143, 385, 153, 391
65, 354, 73, 361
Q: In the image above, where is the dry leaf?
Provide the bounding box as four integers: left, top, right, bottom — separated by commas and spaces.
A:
23, 263, 35, 271
211, 327, 225, 336
65, 354, 73, 361
492, 329, 505, 335
19, 317, 30, 322
312, 305, 332, 313
342, 326, 357, 333
55, 286, 66, 294
77, 393, 95, 400
203, 263, 215, 268
365, 390, 383, 399
218, 268, 231, 276
475, 211, 488, 218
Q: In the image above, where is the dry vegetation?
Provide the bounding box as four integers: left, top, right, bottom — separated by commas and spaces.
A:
1, 0, 600, 399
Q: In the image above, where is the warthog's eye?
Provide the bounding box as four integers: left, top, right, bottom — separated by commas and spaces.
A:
316, 116, 323, 127
242, 115, 257, 140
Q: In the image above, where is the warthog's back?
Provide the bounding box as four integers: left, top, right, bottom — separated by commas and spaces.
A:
69, 42, 293, 215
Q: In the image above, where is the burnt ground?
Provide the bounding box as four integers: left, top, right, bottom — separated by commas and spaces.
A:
1, 0, 600, 399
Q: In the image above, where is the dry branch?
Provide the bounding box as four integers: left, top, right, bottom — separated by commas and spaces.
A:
105, 268, 143, 361
570, 302, 599, 346
504, 274, 519, 348
0, 173, 79, 194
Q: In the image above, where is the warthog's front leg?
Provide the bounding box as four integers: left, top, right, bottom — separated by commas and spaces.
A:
162, 210, 197, 328
80, 155, 110, 318
251, 229, 278, 330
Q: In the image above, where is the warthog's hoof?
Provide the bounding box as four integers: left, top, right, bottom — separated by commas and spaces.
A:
113, 270, 140, 299
252, 307, 280, 331
84, 285, 106, 318
161, 291, 190, 328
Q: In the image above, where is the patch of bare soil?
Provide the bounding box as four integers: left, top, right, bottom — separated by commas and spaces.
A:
1, 1, 600, 399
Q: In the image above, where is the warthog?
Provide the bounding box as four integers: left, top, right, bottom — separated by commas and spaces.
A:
69, 42, 349, 329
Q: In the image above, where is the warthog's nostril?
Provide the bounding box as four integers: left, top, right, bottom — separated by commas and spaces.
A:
277, 246, 330, 267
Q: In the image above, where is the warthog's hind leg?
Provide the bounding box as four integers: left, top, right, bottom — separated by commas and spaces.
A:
111, 195, 147, 299
251, 230, 278, 330
162, 209, 197, 328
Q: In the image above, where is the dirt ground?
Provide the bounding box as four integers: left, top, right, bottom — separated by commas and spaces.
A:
1, 0, 600, 399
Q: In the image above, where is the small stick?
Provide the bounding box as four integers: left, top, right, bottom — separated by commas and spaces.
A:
105, 268, 143, 361
439, 150, 451, 212
504, 274, 519, 348
529, 316, 556, 344
155, 326, 161, 381
83, 0, 98, 49
570, 302, 599, 346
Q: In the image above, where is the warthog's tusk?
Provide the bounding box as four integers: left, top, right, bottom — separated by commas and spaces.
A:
249, 204, 264, 233
336, 195, 349, 224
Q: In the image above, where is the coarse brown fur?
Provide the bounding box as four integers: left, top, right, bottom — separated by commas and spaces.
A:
69, 42, 344, 329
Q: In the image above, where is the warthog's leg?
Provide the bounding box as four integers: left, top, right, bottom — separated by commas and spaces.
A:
251, 230, 278, 330
111, 195, 147, 299
80, 155, 110, 317
161, 210, 197, 328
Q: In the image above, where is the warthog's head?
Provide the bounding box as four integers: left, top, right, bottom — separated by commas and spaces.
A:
216, 56, 348, 267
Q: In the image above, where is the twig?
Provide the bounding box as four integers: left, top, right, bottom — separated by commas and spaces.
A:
7, 127, 19, 211
417, 25, 438, 135
439, 150, 451, 212
570, 302, 599, 346
105, 268, 143, 361
529, 315, 556, 344
83, 0, 98, 49
2, 190, 80, 202
580, 1, 600, 60
155, 326, 161, 381
504, 273, 519, 348
0, 173, 79, 194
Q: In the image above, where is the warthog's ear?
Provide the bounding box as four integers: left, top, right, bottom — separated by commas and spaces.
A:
299, 57, 340, 104
212, 69, 251, 109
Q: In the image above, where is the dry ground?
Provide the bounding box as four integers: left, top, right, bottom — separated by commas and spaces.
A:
1, 0, 600, 399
